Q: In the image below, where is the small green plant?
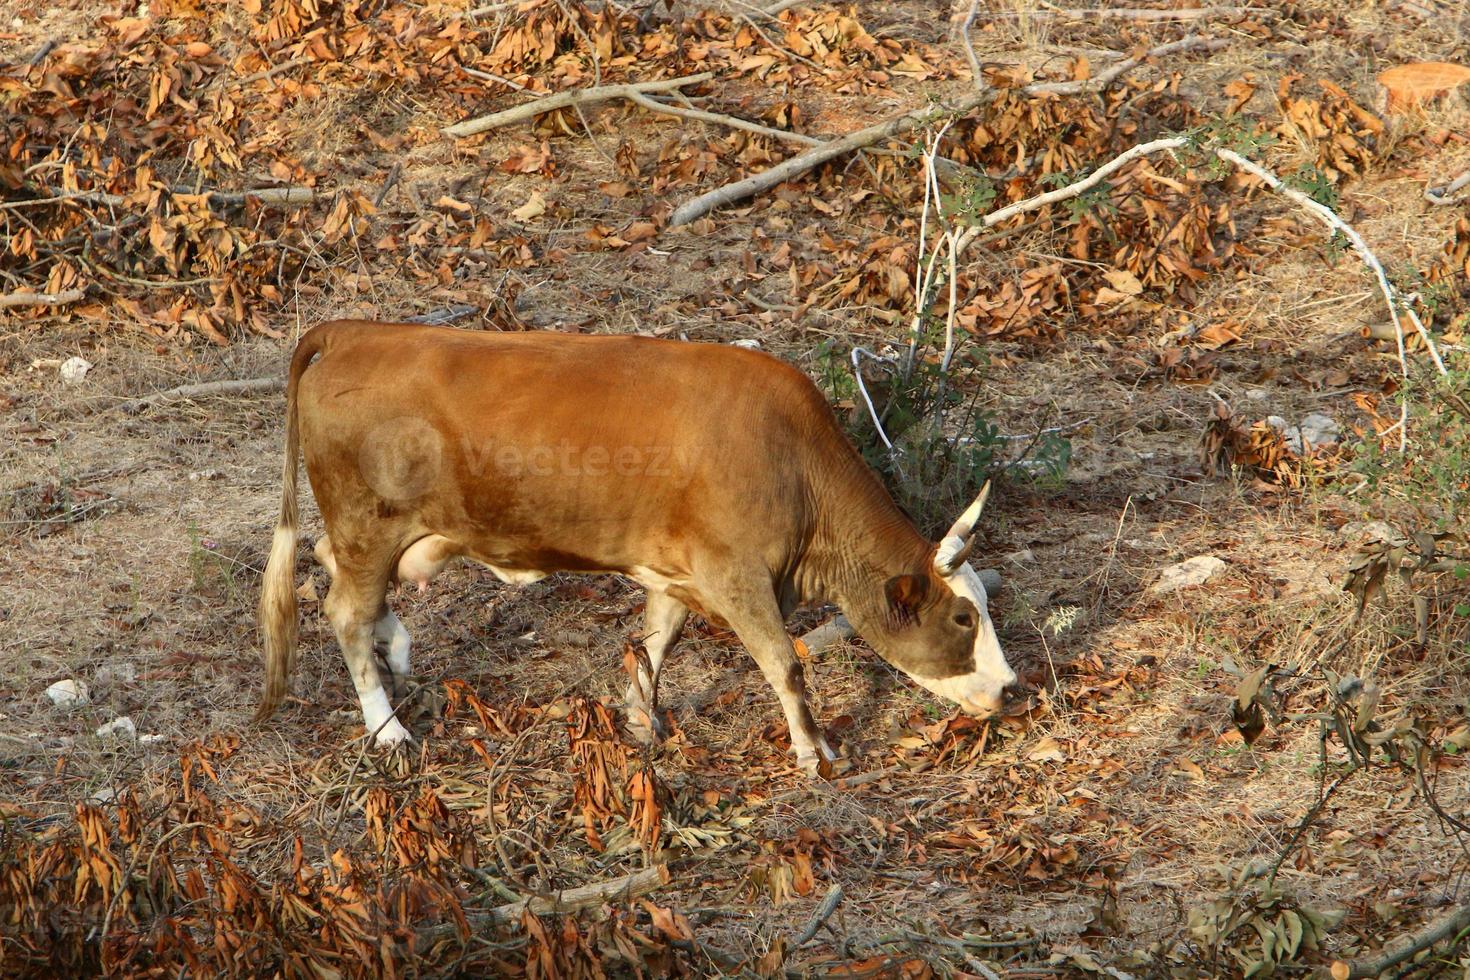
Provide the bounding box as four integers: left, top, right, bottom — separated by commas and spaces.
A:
1175, 114, 1279, 177
1347, 367, 1470, 533
1283, 163, 1339, 210
938, 171, 997, 227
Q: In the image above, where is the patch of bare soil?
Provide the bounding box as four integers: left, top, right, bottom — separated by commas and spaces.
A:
4, 0, 1470, 976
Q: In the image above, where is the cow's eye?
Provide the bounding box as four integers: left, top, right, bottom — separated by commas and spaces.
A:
954, 611, 975, 629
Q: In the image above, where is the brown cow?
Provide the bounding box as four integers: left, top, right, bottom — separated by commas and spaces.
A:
257, 320, 1016, 773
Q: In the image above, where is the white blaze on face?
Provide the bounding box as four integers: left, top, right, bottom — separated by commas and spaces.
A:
919, 541, 1017, 716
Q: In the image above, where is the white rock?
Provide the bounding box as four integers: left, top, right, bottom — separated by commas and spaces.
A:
1003, 548, 1034, 565
139, 733, 168, 747
95, 716, 137, 741
46, 679, 90, 707
90, 787, 118, 804
59, 356, 93, 384
1298, 412, 1340, 450
730, 338, 763, 350
1150, 555, 1227, 594
1340, 520, 1397, 543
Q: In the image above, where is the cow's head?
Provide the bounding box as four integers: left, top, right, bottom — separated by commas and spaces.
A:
868, 483, 1016, 716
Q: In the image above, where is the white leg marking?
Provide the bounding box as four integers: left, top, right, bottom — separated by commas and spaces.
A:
358, 684, 410, 748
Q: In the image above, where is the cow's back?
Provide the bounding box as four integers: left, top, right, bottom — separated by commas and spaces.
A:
294, 322, 834, 580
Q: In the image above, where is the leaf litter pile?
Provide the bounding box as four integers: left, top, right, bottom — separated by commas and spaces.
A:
4, 0, 1470, 976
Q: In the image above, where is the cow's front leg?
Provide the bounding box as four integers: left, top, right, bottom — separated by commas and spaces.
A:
624, 590, 688, 745
373, 610, 412, 701
721, 593, 836, 776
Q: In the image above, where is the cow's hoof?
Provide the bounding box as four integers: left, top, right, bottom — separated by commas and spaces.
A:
373, 717, 413, 750
796, 752, 835, 780
623, 706, 667, 747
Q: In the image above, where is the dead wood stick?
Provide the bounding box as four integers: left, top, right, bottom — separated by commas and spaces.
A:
462, 1, 517, 15
483, 864, 670, 922
1426, 168, 1470, 206
0, 185, 315, 211
226, 55, 311, 88
27, 40, 57, 68
998, 5, 1267, 19
0, 288, 84, 310
668, 35, 1221, 226
404, 303, 480, 325
1346, 902, 1470, 978
793, 883, 844, 946
624, 91, 822, 146
958, 0, 986, 92
444, 72, 714, 138
116, 377, 284, 414
461, 66, 531, 91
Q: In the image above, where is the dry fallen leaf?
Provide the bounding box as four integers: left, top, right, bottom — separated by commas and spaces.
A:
1026, 737, 1067, 763
511, 191, 547, 222
1102, 268, 1144, 296
1377, 62, 1470, 111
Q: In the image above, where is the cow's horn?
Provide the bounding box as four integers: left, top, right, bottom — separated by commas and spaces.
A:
935, 480, 991, 575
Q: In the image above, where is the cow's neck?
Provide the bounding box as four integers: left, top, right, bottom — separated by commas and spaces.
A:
806, 452, 932, 615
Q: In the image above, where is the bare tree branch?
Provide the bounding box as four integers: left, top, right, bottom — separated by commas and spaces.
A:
0, 288, 85, 310
443, 73, 714, 138
1346, 902, 1470, 978
483, 864, 670, 922
1426, 167, 1470, 206
989, 5, 1269, 20
668, 35, 1224, 226
624, 91, 821, 146
116, 377, 285, 415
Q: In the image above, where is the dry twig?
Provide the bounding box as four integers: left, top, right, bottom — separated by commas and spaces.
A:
116, 377, 285, 415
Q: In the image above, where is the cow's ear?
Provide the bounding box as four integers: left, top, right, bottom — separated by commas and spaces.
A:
884, 574, 930, 626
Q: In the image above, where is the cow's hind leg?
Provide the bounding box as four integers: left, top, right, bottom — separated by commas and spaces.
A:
323, 551, 409, 749
373, 610, 412, 700
713, 584, 835, 776
624, 590, 688, 745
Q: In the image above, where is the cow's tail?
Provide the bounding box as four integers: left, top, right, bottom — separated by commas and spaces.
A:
255, 325, 332, 721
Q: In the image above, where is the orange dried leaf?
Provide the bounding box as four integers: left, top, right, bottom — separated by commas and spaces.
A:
1377, 62, 1470, 111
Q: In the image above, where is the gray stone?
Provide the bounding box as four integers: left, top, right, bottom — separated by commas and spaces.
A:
95, 716, 137, 741
1149, 555, 1227, 594
46, 678, 90, 708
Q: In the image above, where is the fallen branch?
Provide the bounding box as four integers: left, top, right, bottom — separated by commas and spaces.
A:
444, 72, 714, 138
116, 377, 284, 415
0, 288, 85, 310
957, 0, 985, 92
625, 91, 821, 146
226, 55, 311, 89
405, 303, 480, 325
1426, 167, 1470, 206
483, 864, 670, 922
668, 35, 1222, 226
992, 5, 1267, 19
1346, 902, 1470, 978
793, 883, 844, 946
0, 185, 315, 211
